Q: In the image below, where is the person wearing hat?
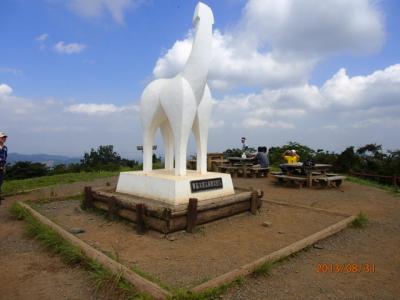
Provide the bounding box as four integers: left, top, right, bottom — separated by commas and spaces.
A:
0, 132, 8, 204
280, 149, 300, 174
282, 149, 300, 164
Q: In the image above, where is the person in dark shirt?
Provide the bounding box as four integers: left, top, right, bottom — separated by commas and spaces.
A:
255, 146, 269, 168
0, 132, 8, 204
251, 146, 269, 177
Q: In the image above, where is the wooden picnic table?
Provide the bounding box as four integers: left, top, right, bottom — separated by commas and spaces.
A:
278, 163, 339, 188
228, 157, 255, 176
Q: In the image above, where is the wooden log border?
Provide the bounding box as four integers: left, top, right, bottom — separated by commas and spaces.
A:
191, 214, 355, 293
20, 193, 355, 298
18, 202, 171, 300
84, 187, 263, 234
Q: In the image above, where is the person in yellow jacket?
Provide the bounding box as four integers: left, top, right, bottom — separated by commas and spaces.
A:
282, 149, 300, 164
280, 149, 300, 174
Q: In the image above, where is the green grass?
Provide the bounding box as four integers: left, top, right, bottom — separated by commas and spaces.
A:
10, 201, 246, 300
350, 212, 369, 229
169, 278, 243, 300
253, 261, 273, 277
9, 202, 151, 300
347, 176, 400, 196
2, 167, 138, 196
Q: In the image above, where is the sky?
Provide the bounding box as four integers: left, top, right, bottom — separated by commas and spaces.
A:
1, 0, 400, 159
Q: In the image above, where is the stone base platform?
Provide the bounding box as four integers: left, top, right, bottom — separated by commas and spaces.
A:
116, 169, 234, 206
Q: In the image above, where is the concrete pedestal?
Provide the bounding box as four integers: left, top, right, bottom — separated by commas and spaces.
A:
116, 169, 234, 206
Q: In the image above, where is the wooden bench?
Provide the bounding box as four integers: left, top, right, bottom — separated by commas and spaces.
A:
317, 175, 346, 187
246, 167, 270, 178
271, 171, 284, 176
217, 165, 240, 177
272, 174, 307, 188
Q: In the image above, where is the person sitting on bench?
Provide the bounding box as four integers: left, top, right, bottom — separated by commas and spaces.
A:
280, 149, 300, 174
255, 146, 269, 167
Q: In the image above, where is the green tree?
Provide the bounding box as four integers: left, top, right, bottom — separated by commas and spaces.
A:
81, 145, 121, 171
5, 161, 48, 180
336, 146, 360, 172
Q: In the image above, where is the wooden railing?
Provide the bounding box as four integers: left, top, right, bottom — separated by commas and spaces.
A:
349, 171, 398, 187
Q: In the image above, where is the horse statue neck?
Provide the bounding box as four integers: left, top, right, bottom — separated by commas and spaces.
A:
182, 9, 213, 103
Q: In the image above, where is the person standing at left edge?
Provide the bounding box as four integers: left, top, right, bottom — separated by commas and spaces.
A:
0, 132, 8, 205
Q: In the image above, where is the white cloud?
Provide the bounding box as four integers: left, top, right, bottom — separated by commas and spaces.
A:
211, 64, 400, 133
152, 0, 384, 92
240, 0, 384, 57
65, 103, 139, 115
240, 118, 294, 129
0, 67, 23, 76
0, 84, 13, 95
322, 125, 338, 130
36, 33, 49, 42
153, 30, 313, 91
66, 103, 122, 115
67, 0, 141, 24
0, 84, 37, 114
1, 84, 142, 156
54, 41, 86, 54
322, 64, 400, 109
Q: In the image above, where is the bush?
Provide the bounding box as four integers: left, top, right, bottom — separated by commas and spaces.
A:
5, 161, 49, 180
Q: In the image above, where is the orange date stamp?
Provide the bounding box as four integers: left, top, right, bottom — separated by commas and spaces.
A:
316, 263, 376, 273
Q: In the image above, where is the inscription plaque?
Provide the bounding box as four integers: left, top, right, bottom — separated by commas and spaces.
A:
190, 178, 223, 193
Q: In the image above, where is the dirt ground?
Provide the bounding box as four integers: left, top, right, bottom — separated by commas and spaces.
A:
0, 197, 95, 300
35, 198, 344, 289
0, 176, 399, 299
223, 178, 400, 300
0, 177, 117, 300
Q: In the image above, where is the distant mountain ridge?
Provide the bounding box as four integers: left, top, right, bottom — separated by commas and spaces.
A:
7, 153, 81, 167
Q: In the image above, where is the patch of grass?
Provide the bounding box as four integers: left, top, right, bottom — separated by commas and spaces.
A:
169, 276, 244, 300
253, 261, 273, 277
194, 226, 206, 236
9, 202, 151, 300
170, 286, 226, 300
350, 212, 369, 229
347, 176, 400, 196
131, 264, 173, 293
2, 171, 123, 196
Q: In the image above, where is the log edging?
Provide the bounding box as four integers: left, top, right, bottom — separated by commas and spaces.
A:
191, 215, 355, 293
18, 202, 171, 300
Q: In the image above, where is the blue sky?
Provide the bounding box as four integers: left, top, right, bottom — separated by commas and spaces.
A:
1, 0, 400, 159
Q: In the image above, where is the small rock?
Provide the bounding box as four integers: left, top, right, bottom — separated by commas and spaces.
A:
278, 231, 285, 234
69, 228, 85, 234
313, 244, 324, 249
262, 221, 272, 227
167, 236, 177, 241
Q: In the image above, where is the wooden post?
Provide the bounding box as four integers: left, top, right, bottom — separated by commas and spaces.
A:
82, 186, 94, 210
393, 175, 398, 187
107, 196, 118, 220
250, 191, 258, 215
307, 171, 313, 188
136, 203, 147, 235
186, 198, 198, 233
